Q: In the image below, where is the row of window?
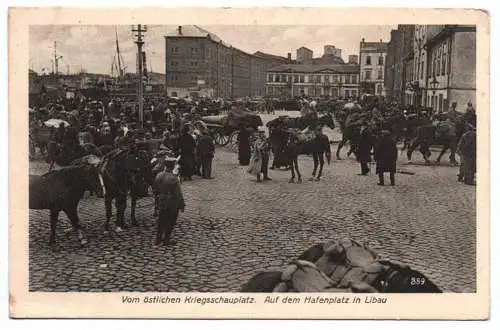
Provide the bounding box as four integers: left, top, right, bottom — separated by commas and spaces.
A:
267, 86, 358, 97
363, 69, 383, 81
364, 55, 384, 66
170, 60, 199, 67
412, 40, 450, 81
267, 74, 358, 84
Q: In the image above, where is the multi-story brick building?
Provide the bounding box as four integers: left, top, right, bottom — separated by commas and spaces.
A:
266, 63, 360, 99
164, 25, 289, 98
359, 38, 388, 96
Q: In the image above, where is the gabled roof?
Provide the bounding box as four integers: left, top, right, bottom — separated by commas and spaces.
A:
165, 25, 229, 46
297, 46, 313, 52
268, 63, 359, 74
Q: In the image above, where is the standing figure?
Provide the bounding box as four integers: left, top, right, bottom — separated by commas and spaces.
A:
196, 128, 215, 179
457, 125, 476, 185
238, 124, 252, 166
177, 126, 196, 181
374, 130, 398, 186
356, 124, 374, 175
251, 129, 272, 182
153, 160, 185, 246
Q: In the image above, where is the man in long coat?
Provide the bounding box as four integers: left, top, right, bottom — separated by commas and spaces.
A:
177, 126, 196, 181
356, 124, 374, 175
196, 128, 215, 179
457, 125, 476, 185
238, 124, 252, 166
153, 160, 185, 246
374, 130, 398, 186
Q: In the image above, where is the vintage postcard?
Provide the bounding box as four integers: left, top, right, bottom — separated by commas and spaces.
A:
9, 7, 489, 319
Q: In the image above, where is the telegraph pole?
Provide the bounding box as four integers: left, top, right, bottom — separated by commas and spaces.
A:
53, 41, 63, 75
132, 24, 147, 128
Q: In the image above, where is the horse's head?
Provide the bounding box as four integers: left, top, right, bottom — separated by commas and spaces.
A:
319, 113, 336, 130
72, 154, 106, 198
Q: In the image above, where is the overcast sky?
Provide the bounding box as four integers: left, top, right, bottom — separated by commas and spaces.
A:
29, 25, 395, 75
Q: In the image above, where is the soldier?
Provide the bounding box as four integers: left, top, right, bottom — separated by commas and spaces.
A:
153, 159, 185, 246
374, 130, 398, 186
253, 129, 272, 182
356, 123, 374, 176
463, 101, 476, 128
196, 128, 215, 179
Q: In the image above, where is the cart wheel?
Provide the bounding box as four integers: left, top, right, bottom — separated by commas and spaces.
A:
215, 132, 230, 146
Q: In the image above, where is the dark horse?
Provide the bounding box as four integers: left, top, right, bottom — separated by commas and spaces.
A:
406, 120, 466, 165
99, 145, 154, 233
241, 243, 442, 293
267, 113, 335, 183
29, 159, 105, 251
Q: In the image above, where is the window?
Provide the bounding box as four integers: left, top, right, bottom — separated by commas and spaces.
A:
364, 70, 372, 80
172, 47, 180, 54
294, 75, 299, 83
377, 69, 383, 80
268, 74, 273, 82
190, 61, 198, 66
351, 89, 357, 97
299, 75, 305, 83
281, 75, 286, 83
420, 60, 424, 79
438, 94, 443, 112
333, 75, 338, 83
436, 47, 441, 76
308, 75, 314, 83
366, 56, 371, 65
170, 61, 178, 66
191, 47, 199, 54
376, 85, 382, 95
378, 55, 384, 65
324, 75, 329, 83
275, 75, 280, 82
345, 90, 350, 97
441, 43, 447, 76
351, 75, 357, 84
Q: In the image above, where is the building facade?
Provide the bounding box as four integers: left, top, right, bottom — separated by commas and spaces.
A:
359, 38, 388, 96
164, 25, 289, 99
424, 25, 476, 113
385, 24, 476, 112
266, 64, 360, 99
296, 47, 313, 63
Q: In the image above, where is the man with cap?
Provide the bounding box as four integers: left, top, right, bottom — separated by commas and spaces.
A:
252, 128, 272, 182
196, 127, 215, 179
457, 124, 476, 185
374, 130, 398, 186
153, 157, 185, 246
177, 124, 196, 181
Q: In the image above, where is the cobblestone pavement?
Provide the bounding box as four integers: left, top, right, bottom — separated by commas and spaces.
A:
28, 141, 476, 293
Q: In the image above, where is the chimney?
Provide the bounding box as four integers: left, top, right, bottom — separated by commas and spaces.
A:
287, 52, 292, 62
380, 39, 383, 43
362, 37, 365, 43
177, 26, 182, 35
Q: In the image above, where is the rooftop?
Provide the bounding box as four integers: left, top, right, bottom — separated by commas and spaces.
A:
268, 63, 359, 74
360, 41, 388, 53
165, 25, 229, 46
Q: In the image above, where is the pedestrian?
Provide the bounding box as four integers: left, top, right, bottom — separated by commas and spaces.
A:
356, 123, 374, 175
463, 101, 476, 128
374, 130, 398, 186
250, 128, 272, 182
177, 125, 196, 181
153, 159, 185, 246
238, 123, 252, 166
457, 124, 476, 185
196, 128, 215, 179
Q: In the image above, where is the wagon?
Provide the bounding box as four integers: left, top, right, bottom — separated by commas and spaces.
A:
29, 125, 54, 158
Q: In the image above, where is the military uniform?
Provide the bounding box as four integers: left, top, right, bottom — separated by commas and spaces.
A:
153, 172, 185, 245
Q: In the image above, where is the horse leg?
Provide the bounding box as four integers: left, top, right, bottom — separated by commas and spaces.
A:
63, 206, 88, 247
153, 194, 159, 217
436, 144, 448, 164
49, 209, 60, 251
295, 158, 302, 184
420, 142, 431, 165
316, 153, 324, 181
449, 139, 458, 165
336, 138, 345, 160
104, 196, 113, 234
48, 161, 55, 172
115, 196, 126, 232
130, 188, 139, 227
289, 156, 295, 183
407, 140, 417, 163
310, 154, 318, 181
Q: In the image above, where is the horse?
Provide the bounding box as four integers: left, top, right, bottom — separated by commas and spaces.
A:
406, 119, 466, 165
267, 113, 335, 182
283, 131, 332, 183
99, 144, 154, 233
241, 243, 442, 293
29, 157, 105, 251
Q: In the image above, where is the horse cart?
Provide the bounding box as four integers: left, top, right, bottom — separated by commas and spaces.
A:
194, 108, 263, 149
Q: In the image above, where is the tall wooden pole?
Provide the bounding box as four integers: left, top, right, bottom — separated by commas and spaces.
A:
132, 25, 147, 128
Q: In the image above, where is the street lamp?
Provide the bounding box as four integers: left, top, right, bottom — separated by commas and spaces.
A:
429, 75, 439, 113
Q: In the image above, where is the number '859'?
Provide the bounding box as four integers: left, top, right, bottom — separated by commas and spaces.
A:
410, 277, 426, 286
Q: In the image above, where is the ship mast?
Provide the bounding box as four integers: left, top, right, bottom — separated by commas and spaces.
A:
115, 27, 124, 78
